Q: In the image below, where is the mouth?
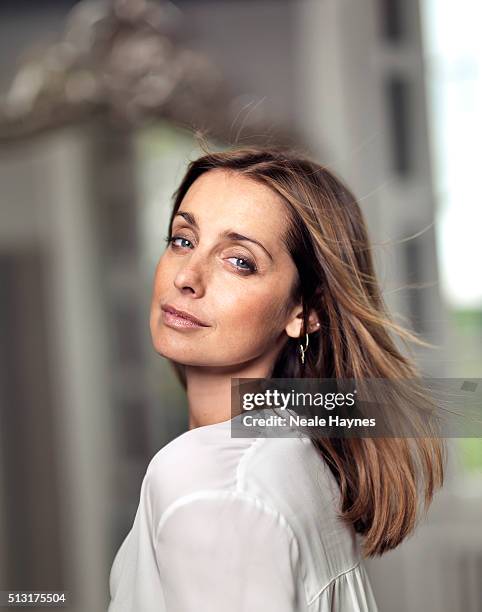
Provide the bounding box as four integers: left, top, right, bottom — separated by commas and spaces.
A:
161, 303, 210, 329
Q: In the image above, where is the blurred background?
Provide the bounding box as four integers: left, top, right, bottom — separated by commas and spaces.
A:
0, 0, 481, 610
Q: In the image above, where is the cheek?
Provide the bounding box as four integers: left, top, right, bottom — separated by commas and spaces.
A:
149, 257, 170, 336
151, 251, 180, 311
151, 255, 170, 299
215, 280, 290, 347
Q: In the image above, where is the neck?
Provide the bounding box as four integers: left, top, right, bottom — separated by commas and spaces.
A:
185, 345, 283, 430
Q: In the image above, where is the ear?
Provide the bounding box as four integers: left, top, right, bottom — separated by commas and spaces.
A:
284, 303, 320, 339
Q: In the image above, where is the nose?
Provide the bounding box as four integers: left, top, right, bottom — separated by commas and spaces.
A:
173, 254, 207, 297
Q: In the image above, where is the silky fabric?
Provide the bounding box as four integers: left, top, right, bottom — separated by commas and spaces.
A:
108, 412, 379, 611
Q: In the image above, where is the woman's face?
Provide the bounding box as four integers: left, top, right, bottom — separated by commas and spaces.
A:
149, 168, 300, 368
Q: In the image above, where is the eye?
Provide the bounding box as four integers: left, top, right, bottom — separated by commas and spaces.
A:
164, 235, 257, 274
227, 256, 257, 273
165, 235, 193, 249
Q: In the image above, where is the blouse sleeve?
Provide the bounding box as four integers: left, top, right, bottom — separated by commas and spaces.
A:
154, 492, 305, 612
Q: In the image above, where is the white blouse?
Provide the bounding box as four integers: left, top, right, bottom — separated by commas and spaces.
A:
108, 412, 379, 611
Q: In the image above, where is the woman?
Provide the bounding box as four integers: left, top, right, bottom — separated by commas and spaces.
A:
108, 146, 446, 611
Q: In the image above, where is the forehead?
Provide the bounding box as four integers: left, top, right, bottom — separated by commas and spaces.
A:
177, 169, 290, 244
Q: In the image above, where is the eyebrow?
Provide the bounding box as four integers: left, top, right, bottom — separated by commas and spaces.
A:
173, 211, 273, 261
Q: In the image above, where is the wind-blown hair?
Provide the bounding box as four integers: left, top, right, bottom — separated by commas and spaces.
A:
165, 145, 446, 557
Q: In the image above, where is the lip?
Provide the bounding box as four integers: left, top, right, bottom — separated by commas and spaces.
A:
161, 304, 210, 329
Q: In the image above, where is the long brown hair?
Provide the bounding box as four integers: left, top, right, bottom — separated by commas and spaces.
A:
164, 144, 446, 558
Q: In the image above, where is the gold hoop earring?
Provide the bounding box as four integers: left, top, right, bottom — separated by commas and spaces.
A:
298, 321, 320, 365
298, 332, 309, 365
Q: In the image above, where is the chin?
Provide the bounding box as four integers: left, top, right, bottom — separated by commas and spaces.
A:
151, 332, 204, 365
151, 337, 240, 368
151, 332, 181, 359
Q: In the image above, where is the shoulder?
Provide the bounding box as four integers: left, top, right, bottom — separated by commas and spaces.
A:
140, 415, 365, 606
143, 413, 341, 537
144, 414, 324, 511
144, 416, 259, 512
145, 418, 304, 554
